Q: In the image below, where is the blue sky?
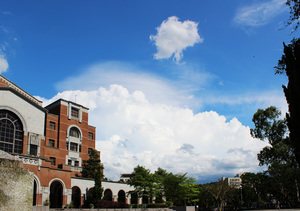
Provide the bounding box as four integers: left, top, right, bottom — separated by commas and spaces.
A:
0, 0, 295, 182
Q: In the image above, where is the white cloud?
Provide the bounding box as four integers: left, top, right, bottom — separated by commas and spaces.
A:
39, 62, 286, 182
204, 90, 287, 112
55, 61, 203, 107
150, 16, 203, 63
234, 0, 287, 27
0, 55, 8, 74
43, 84, 268, 181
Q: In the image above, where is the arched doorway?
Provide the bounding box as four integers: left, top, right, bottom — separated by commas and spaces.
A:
33, 180, 37, 206
50, 181, 63, 208
142, 195, 149, 204
72, 186, 81, 208
131, 192, 138, 204
118, 190, 126, 203
103, 189, 113, 201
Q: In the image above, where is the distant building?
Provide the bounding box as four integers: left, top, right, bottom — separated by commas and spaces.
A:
0, 75, 134, 208
120, 173, 134, 182
222, 174, 242, 188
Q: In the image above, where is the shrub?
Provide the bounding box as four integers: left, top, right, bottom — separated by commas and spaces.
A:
165, 201, 173, 207
147, 203, 168, 208
95, 200, 129, 208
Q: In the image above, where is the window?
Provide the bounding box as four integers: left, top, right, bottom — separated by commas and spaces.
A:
70, 127, 80, 138
49, 139, 55, 148
88, 148, 93, 155
70, 142, 78, 151
0, 110, 24, 154
74, 161, 79, 166
50, 157, 56, 165
66, 142, 69, 150
30, 144, 38, 156
88, 132, 94, 140
68, 159, 72, 165
49, 121, 55, 130
71, 107, 79, 118
79, 144, 81, 152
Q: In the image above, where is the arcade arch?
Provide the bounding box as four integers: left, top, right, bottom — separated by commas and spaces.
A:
32, 175, 41, 206
72, 186, 81, 208
49, 179, 65, 208
118, 190, 126, 203
103, 189, 113, 201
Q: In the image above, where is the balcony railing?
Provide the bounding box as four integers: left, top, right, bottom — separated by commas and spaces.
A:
17, 155, 40, 166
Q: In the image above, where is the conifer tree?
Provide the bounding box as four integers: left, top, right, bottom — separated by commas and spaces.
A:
81, 149, 104, 206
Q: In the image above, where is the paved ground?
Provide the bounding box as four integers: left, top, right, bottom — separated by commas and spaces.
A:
244, 209, 300, 211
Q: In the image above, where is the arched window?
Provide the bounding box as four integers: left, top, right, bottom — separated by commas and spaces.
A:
118, 190, 126, 203
69, 127, 80, 138
103, 189, 113, 201
0, 110, 23, 154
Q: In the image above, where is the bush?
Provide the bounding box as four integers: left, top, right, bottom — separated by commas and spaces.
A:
95, 200, 129, 208
147, 203, 168, 208
165, 201, 173, 207
173, 201, 184, 207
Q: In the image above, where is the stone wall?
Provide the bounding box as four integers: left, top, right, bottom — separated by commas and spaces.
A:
49, 209, 173, 211
0, 150, 33, 211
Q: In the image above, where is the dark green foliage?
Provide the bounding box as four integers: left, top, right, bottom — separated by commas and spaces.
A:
128, 165, 199, 206
163, 172, 186, 202
285, 0, 300, 31
275, 38, 300, 167
146, 203, 168, 208
241, 172, 272, 207
250, 107, 300, 206
204, 179, 234, 211
250, 106, 294, 166
94, 200, 129, 208
81, 149, 104, 206
127, 165, 154, 203
197, 184, 215, 210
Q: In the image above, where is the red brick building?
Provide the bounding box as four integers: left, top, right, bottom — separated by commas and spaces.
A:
0, 75, 98, 208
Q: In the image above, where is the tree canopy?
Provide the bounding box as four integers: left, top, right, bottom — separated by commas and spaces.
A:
250, 106, 294, 167
205, 179, 234, 211
81, 149, 104, 206
275, 38, 300, 167
250, 106, 300, 205
286, 0, 300, 31
127, 165, 199, 206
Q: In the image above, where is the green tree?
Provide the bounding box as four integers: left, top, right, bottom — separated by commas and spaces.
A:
181, 177, 200, 205
81, 149, 104, 206
127, 165, 154, 203
250, 106, 294, 167
205, 179, 234, 211
241, 172, 271, 208
198, 184, 215, 210
250, 107, 300, 205
153, 168, 168, 203
275, 38, 300, 167
163, 172, 186, 203
286, 0, 300, 31
128, 166, 201, 206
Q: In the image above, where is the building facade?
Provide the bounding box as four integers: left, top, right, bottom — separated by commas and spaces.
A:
0, 75, 133, 208
221, 174, 242, 189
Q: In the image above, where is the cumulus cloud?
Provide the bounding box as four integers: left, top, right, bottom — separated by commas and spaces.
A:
150, 16, 203, 63
233, 0, 287, 27
54, 61, 209, 107
0, 55, 8, 73
43, 84, 268, 182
